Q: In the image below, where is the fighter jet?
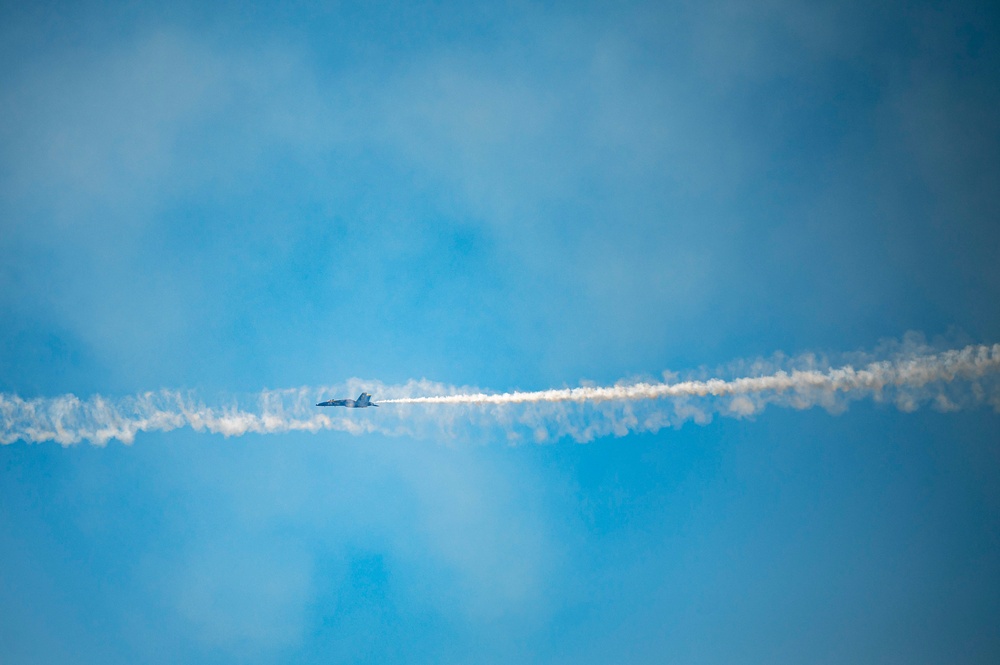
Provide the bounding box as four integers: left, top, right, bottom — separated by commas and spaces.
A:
316, 392, 378, 408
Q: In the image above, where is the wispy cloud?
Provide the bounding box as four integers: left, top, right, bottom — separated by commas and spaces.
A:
3, 340, 998, 446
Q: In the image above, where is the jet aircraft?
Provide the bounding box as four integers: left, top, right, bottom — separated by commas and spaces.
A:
316, 392, 378, 408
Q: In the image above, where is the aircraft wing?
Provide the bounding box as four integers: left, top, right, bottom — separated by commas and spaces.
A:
316, 398, 350, 407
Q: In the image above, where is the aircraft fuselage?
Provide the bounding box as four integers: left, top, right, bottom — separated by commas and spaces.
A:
316, 392, 377, 408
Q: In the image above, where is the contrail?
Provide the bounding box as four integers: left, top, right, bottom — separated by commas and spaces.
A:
2, 340, 999, 446
380, 343, 1000, 406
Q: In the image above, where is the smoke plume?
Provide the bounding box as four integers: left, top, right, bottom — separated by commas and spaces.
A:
2, 339, 998, 446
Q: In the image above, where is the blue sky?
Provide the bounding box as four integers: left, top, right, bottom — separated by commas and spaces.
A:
1, 0, 999, 662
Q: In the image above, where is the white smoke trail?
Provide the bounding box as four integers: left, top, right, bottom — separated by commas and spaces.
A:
381, 343, 1000, 406
2, 339, 999, 446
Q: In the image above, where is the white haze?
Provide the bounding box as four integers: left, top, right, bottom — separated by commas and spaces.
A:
2, 338, 999, 446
